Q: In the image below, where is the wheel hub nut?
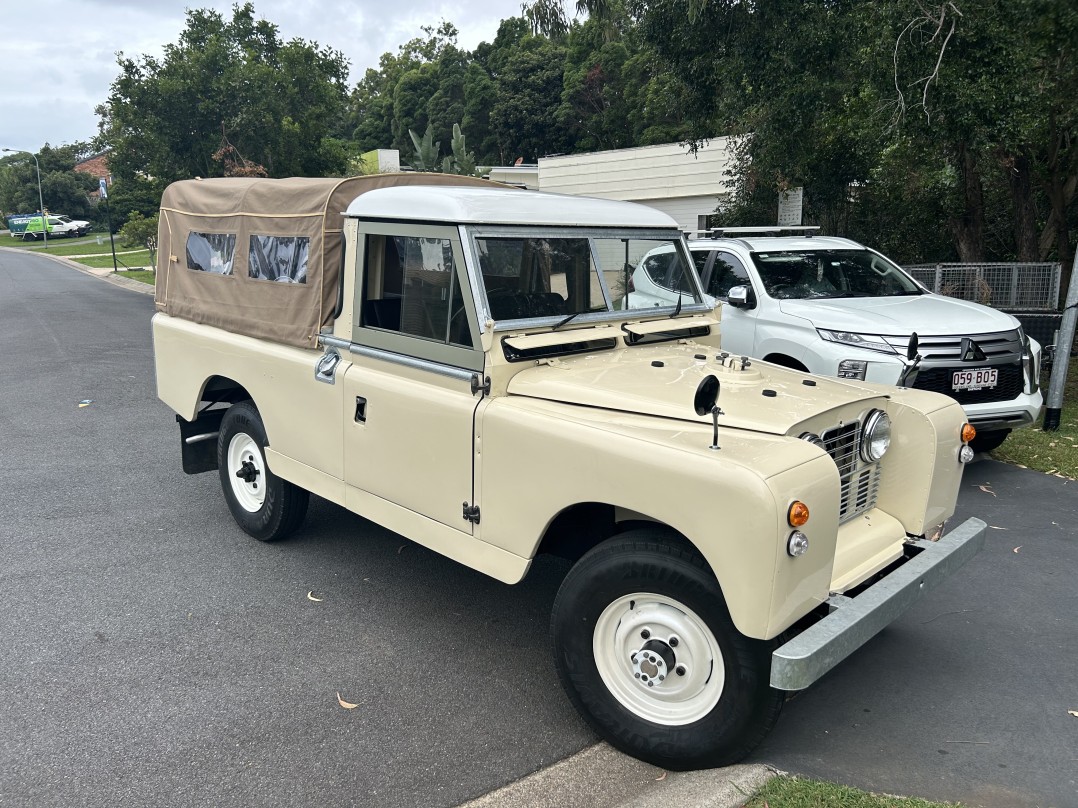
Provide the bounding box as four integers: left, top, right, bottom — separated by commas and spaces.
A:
631, 639, 678, 687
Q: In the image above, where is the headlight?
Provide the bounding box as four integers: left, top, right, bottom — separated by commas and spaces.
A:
818, 329, 897, 354
860, 409, 891, 462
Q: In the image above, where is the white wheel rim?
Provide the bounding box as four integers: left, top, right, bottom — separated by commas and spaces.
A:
227, 432, 265, 513
593, 593, 725, 725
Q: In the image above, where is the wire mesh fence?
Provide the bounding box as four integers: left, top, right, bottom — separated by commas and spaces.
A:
904, 262, 1061, 311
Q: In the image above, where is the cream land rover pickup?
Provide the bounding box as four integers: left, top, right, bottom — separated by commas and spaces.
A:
152, 174, 986, 769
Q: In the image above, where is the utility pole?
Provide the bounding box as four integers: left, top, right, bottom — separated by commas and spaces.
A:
1043, 247, 1077, 431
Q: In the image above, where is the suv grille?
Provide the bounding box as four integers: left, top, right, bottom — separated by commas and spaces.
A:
882, 330, 1022, 361
912, 363, 1024, 404
882, 329, 1026, 405
822, 421, 881, 523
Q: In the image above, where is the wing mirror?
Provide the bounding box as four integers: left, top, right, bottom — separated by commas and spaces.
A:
727, 285, 754, 309
693, 374, 723, 450
898, 332, 922, 388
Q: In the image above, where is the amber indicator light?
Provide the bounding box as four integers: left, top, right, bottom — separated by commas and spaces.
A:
961, 423, 977, 443
787, 501, 810, 527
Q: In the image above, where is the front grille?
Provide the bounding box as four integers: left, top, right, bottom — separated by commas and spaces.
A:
821, 421, 881, 523
912, 363, 1024, 404
882, 329, 1023, 361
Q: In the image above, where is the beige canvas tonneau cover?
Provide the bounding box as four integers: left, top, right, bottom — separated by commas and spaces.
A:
155, 173, 498, 349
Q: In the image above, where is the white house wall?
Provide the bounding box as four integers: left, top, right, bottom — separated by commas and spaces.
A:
538, 139, 735, 233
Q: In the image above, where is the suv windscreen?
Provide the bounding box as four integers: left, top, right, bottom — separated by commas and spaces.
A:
472, 231, 701, 322
750, 249, 921, 299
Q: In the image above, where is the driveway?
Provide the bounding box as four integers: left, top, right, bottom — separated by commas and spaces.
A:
1, 248, 1074, 808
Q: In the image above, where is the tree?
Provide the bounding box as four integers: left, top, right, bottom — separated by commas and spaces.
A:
0, 143, 99, 222
98, 3, 350, 183
490, 35, 570, 162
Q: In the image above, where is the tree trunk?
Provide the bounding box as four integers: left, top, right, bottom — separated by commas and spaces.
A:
949, 144, 986, 263
1002, 149, 1039, 262
1039, 120, 1076, 306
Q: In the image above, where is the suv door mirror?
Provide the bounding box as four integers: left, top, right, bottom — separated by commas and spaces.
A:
727, 285, 754, 309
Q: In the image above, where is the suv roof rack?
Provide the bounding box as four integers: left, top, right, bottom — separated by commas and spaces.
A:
691, 225, 821, 239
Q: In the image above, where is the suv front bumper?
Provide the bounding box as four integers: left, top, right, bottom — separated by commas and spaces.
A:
770, 517, 987, 690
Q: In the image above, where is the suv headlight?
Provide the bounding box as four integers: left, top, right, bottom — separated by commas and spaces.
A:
860, 409, 891, 462
818, 329, 896, 354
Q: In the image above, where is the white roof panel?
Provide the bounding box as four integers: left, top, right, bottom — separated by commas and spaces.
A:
345, 185, 679, 229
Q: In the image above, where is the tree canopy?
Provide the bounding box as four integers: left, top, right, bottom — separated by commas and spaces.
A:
5, 0, 1066, 284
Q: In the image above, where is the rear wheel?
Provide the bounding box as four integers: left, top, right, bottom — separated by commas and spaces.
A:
970, 428, 1010, 454
551, 528, 782, 770
217, 401, 308, 541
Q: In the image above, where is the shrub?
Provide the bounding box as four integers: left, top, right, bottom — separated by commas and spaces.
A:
117, 211, 159, 248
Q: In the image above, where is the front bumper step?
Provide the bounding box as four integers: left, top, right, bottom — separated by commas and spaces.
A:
770, 517, 987, 690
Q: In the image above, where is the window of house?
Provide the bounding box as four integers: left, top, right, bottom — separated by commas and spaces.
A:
248, 235, 308, 283
186, 233, 237, 275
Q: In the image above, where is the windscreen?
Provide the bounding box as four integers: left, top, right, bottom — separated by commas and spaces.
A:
750, 249, 921, 299
472, 233, 699, 322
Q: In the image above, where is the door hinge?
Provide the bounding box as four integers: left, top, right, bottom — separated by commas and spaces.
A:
470, 374, 491, 397
462, 502, 481, 524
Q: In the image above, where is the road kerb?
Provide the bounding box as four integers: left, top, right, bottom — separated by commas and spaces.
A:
456, 742, 775, 808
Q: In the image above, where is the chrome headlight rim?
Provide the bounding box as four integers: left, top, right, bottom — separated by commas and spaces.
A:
860, 409, 891, 462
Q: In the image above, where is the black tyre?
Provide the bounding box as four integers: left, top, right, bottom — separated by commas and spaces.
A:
551, 528, 783, 770
970, 428, 1010, 454
217, 401, 309, 541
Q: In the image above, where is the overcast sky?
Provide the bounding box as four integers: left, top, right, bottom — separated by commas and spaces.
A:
0, 0, 531, 154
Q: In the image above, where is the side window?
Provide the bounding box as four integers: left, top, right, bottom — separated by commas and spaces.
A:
186, 233, 236, 275
361, 234, 473, 348
642, 249, 695, 294
707, 251, 750, 298
248, 235, 308, 284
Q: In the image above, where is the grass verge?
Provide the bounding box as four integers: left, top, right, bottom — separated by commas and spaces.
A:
745, 776, 961, 807
116, 270, 156, 285
72, 250, 152, 270
991, 359, 1078, 479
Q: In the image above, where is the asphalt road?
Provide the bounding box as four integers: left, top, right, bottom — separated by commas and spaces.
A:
1, 249, 1075, 808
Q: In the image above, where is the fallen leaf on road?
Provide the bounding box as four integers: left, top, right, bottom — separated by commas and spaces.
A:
988, 525, 1007, 530
307, 591, 323, 602
654, 772, 667, 781
337, 693, 359, 710
977, 484, 996, 497
1013, 546, 1022, 553
398, 544, 407, 554
1069, 710, 1078, 718
78, 399, 93, 408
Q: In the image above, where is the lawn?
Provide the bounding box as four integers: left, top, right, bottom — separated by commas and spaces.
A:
746, 776, 960, 808
72, 250, 152, 270
991, 358, 1078, 479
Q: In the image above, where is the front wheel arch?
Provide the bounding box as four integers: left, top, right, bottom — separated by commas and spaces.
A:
551, 526, 782, 770
763, 353, 810, 372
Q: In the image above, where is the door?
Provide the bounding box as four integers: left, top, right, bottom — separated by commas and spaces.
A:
342, 224, 485, 533
707, 251, 758, 355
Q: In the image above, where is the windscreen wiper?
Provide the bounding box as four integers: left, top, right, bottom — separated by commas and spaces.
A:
552, 311, 582, 331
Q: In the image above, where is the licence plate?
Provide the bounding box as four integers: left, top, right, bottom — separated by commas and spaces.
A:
952, 368, 997, 391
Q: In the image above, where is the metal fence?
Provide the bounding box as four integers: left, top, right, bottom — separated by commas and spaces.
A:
904, 262, 1061, 311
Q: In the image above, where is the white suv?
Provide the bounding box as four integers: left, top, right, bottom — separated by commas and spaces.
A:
631, 231, 1042, 452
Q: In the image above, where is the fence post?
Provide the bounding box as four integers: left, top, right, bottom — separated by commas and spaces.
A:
1009, 264, 1019, 308
934, 264, 942, 294
1043, 250, 1078, 431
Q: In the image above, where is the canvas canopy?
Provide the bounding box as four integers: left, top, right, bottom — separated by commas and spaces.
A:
155, 173, 498, 349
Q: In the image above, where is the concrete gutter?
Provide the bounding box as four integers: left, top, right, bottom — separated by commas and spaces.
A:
457, 743, 776, 808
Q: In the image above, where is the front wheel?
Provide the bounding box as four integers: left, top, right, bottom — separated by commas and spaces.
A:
551, 529, 782, 770
217, 401, 309, 541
